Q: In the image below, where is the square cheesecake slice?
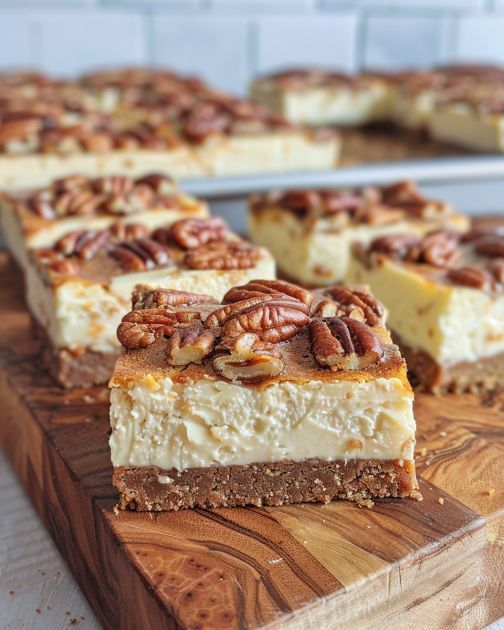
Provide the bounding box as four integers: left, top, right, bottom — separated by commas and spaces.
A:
250, 68, 392, 126
347, 228, 504, 393
26, 217, 275, 388
109, 279, 419, 511
249, 180, 469, 286
0, 173, 208, 272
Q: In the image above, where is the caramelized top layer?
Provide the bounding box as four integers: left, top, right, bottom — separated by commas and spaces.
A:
111, 279, 410, 391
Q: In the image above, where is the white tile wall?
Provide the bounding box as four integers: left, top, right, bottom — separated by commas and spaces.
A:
0, 1, 504, 91
364, 16, 453, 70
255, 15, 359, 74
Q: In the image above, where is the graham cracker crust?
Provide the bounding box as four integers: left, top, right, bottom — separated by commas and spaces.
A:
31, 316, 119, 388
395, 332, 504, 394
113, 458, 420, 511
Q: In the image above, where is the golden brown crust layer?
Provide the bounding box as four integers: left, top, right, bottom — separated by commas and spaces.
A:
113, 458, 420, 511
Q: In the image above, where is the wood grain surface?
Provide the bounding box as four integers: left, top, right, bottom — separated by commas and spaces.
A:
0, 253, 502, 630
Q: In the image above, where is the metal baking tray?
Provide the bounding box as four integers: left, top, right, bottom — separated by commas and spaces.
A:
182, 155, 504, 200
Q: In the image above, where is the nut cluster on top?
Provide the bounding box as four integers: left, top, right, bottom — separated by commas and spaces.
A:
27, 173, 177, 219
368, 228, 504, 292
250, 180, 450, 225
116, 279, 387, 383
36, 217, 260, 276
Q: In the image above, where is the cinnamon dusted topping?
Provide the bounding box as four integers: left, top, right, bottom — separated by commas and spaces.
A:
27, 173, 179, 219
132, 287, 215, 310
117, 308, 200, 349
167, 326, 216, 366
109, 238, 172, 271
251, 180, 451, 224
309, 317, 384, 371
314, 286, 385, 326
184, 241, 260, 270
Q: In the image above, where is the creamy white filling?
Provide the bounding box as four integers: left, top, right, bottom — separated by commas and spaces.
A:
109, 376, 415, 470
428, 106, 504, 152
347, 256, 504, 364
26, 251, 276, 353
248, 209, 469, 286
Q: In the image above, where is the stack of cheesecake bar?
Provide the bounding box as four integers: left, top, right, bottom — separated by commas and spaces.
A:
1, 67, 502, 514
250, 64, 504, 152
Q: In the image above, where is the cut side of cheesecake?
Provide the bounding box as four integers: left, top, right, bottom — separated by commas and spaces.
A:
26, 217, 275, 388
347, 228, 504, 393
0, 173, 208, 272
250, 68, 392, 126
109, 279, 420, 511
248, 180, 469, 286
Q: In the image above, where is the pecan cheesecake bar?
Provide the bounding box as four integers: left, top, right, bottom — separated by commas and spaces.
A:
250, 68, 392, 126
347, 229, 504, 393
26, 218, 275, 388
0, 173, 208, 272
0, 68, 339, 188
109, 279, 419, 511
249, 180, 469, 286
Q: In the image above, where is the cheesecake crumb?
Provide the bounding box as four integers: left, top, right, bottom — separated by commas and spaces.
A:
113, 504, 120, 516
485, 487, 495, 497
439, 431, 447, 437
438, 497, 445, 505
418, 447, 428, 457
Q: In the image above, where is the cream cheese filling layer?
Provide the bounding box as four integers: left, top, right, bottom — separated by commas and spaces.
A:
347, 256, 504, 365
109, 376, 416, 470
25, 251, 276, 354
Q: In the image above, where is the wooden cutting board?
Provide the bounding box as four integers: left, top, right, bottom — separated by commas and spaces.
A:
0, 253, 502, 630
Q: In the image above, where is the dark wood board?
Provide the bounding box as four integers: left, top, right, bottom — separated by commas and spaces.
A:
0, 253, 503, 629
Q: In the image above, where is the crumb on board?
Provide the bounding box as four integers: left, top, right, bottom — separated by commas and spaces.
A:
438, 497, 445, 505
36, 609, 41, 615
69, 619, 80, 626
418, 447, 427, 457
485, 487, 495, 497
113, 505, 120, 517
8, 591, 15, 596
439, 431, 447, 437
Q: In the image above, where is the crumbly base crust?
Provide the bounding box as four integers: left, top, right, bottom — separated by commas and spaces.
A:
395, 332, 504, 394
113, 458, 420, 511
31, 316, 118, 388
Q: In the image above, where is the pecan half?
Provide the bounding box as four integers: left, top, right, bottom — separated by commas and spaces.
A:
213, 334, 283, 381
166, 326, 216, 366
406, 230, 460, 267
220, 299, 310, 343
135, 173, 174, 196
52, 189, 107, 217
54, 228, 110, 260
446, 266, 496, 291
205, 296, 275, 329
474, 235, 504, 258
315, 286, 385, 326
310, 317, 383, 370
166, 217, 228, 250
109, 221, 149, 241
223, 279, 312, 306
93, 175, 134, 197
132, 287, 215, 310
184, 241, 260, 270
110, 238, 172, 271
369, 234, 420, 258
489, 259, 504, 284
117, 308, 200, 349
